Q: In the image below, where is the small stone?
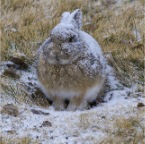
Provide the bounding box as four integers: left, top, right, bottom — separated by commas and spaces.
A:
10, 57, 28, 70
1, 104, 19, 117
72, 134, 78, 137
7, 130, 16, 134
31, 109, 50, 115
8, 46, 27, 68
101, 116, 106, 119
41, 121, 52, 127
137, 103, 145, 108
65, 137, 69, 139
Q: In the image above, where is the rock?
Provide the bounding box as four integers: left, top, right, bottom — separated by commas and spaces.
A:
8, 48, 28, 70
10, 57, 28, 70
41, 121, 52, 127
3, 67, 21, 78
101, 116, 106, 119
137, 103, 145, 108
6, 130, 16, 134
31, 109, 50, 115
1, 104, 19, 117
65, 137, 69, 139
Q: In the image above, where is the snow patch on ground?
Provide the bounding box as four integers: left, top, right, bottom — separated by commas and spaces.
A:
1, 87, 145, 143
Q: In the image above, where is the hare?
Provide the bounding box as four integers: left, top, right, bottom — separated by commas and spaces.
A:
36, 9, 107, 111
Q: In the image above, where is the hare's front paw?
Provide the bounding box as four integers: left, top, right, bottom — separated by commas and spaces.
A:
52, 97, 65, 111
77, 101, 89, 111
66, 103, 77, 111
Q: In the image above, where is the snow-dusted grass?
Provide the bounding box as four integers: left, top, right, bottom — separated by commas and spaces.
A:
1, 90, 145, 144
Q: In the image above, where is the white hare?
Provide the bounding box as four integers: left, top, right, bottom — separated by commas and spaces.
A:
36, 9, 107, 111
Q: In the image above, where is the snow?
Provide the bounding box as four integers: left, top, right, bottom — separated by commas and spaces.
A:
20, 67, 38, 85
1, 84, 145, 143
61, 12, 71, 23
78, 30, 107, 77
79, 31, 103, 56
0, 61, 14, 75
133, 29, 142, 42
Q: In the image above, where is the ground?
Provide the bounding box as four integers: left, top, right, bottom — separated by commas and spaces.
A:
1, 87, 145, 144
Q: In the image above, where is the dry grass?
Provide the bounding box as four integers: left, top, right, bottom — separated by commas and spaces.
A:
103, 117, 145, 144
79, 106, 145, 144
0, 75, 50, 107
0, 136, 39, 144
1, 0, 144, 87
77, 106, 145, 144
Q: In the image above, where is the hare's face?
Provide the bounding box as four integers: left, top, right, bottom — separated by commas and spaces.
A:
46, 24, 84, 65
43, 9, 85, 65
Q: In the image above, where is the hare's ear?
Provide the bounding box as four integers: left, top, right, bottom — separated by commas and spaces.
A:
69, 9, 82, 29
60, 12, 70, 23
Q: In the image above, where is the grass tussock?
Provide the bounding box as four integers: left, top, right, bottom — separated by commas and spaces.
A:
1, 0, 144, 86
78, 108, 145, 144
103, 117, 145, 144
0, 76, 50, 107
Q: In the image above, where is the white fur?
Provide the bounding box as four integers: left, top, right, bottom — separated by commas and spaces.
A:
49, 90, 81, 99
38, 81, 80, 100
85, 77, 106, 102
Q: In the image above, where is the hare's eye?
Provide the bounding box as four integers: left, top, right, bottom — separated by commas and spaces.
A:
68, 36, 74, 43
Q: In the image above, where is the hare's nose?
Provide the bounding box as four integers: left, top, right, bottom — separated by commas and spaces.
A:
53, 47, 61, 55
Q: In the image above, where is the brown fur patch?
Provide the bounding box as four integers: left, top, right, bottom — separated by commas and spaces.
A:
37, 52, 103, 98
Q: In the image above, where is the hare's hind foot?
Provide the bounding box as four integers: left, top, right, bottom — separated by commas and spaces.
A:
52, 96, 65, 111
